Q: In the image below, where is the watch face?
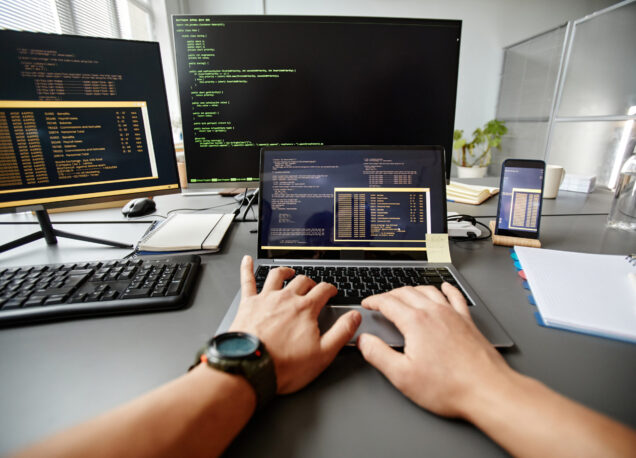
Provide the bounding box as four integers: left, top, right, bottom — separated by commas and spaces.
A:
212, 333, 260, 358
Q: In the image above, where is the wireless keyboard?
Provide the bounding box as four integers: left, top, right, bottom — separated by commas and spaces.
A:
0, 255, 201, 327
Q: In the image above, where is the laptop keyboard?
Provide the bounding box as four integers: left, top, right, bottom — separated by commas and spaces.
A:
0, 255, 201, 327
254, 265, 474, 305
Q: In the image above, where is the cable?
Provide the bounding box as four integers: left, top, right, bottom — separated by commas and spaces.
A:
163, 200, 237, 218
232, 188, 251, 217
447, 214, 492, 241
239, 188, 259, 222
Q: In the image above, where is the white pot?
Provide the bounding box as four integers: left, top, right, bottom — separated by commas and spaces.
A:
456, 165, 488, 178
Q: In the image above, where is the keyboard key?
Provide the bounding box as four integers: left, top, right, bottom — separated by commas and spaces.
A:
122, 288, 151, 299
3, 298, 25, 309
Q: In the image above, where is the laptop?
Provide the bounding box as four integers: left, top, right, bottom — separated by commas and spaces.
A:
217, 146, 513, 348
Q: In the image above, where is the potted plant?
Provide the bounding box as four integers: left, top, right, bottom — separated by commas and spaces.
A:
453, 119, 507, 178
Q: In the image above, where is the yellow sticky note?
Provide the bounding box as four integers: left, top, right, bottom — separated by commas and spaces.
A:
426, 233, 451, 263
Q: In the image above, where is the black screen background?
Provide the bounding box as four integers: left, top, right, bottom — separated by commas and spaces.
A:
174, 16, 461, 183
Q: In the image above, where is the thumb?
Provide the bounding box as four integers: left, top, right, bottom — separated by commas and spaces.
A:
357, 333, 407, 387
319, 310, 362, 365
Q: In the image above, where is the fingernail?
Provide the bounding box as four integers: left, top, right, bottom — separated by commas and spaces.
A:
356, 333, 367, 348
242, 255, 250, 265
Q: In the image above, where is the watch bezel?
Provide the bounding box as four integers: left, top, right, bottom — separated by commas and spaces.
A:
206, 331, 262, 361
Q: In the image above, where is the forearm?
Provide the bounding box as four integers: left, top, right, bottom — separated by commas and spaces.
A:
462, 368, 636, 458
15, 365, 256, 458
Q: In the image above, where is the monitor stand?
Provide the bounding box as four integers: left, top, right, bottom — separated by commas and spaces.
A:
0, 209, 133, 253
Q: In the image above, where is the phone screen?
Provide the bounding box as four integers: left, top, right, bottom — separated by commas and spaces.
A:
496, 160, 545, 238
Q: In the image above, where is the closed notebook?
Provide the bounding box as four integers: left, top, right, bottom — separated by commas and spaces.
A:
515, 247, 636, 343
138, 213, 234, 252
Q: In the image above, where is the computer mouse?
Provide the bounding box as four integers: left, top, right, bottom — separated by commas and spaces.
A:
122, 198, 156, 217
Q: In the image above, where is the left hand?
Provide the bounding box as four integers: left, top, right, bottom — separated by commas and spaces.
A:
229, 255, 362, 394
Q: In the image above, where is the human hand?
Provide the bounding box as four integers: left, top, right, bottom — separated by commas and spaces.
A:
229, 255, 361, 394
357, 283, 512, 418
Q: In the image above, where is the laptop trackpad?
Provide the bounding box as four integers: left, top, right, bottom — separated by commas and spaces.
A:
318, 306, 404, 348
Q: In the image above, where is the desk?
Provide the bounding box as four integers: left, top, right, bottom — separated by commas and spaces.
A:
0, 193, 634, 456
0, 181, 613, 225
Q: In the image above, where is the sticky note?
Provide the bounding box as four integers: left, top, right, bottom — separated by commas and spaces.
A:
426, 233, 451, 263
518, 270, 527, 280
514, 261, 522, 270
510, 252, 519, 261
528, 295, 536, 306
522, 281, 530, 290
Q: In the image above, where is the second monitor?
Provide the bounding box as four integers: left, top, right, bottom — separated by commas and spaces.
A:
173, 15, 462, 187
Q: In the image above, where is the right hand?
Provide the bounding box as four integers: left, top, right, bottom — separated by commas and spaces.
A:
357, 283, 512, 418
229, 256, 361, 395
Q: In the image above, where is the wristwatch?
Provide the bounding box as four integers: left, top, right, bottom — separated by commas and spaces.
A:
190, 332, 277, 409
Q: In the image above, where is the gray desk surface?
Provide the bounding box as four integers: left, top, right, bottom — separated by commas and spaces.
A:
0, 181, 613, 225
0, 200, 634, 455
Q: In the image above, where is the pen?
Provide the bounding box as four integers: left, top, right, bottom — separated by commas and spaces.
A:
141, 220, 160, 239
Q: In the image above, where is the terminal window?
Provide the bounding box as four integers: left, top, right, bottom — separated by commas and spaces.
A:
509, 188, 541, 231
0, 101, 157, 207
334, 188, 430, 242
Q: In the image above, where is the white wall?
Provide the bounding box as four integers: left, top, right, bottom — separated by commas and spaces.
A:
177, 0, 619, 134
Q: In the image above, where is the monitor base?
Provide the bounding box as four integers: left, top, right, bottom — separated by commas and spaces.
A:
0, 210, 133, 253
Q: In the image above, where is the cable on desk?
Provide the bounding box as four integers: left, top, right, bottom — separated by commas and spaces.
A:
163, 200, 237, 218
447, 214, 492, 242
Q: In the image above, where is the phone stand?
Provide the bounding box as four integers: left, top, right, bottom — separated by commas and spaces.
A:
489, 221, 541, 248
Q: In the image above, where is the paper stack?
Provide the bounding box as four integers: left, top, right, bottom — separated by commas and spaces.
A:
446, 181, 499, 205
559, 174, 596, 193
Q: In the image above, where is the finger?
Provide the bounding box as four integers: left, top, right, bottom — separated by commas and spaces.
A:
319, 310, 362, 364
384, 286, 436, 310
357, 333, 408, 388
285, 274, 316, 295
305, 282, 338, 313
361, 293, 417, 334
240, 255, 257, 300
441, 282, 472, 320
261, 266, 295, 292
413, 285, 450, 305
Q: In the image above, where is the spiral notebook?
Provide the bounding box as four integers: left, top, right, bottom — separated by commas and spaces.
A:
515, 247, 636, 343
137, 213, 235, 254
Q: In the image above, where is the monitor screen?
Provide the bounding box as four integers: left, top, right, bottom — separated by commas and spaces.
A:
0, 30, 180, 213
172, 15, 461, 187
258, 146, 447, 261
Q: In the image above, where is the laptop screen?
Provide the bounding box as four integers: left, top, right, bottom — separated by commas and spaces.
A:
258, 146, 447, 260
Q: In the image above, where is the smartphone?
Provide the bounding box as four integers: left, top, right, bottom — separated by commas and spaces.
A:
495, 159, 546, 239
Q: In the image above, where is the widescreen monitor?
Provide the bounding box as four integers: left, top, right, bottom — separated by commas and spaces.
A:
173, 15, 461, 188
0, 30, 180, 251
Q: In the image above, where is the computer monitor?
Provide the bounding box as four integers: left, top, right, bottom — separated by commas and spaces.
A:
0, 29, 180, 252
172, 15, 461, 188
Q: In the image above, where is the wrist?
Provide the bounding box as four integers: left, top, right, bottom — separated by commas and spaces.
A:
191, 332, 277, 409
190, 363, 258, 413
456, 365, 525, 423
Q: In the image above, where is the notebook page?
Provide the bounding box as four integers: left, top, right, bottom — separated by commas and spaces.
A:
515, 247, 636, 342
